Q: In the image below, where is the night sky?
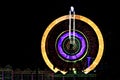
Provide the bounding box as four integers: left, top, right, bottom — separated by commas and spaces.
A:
0, 0, 118, 79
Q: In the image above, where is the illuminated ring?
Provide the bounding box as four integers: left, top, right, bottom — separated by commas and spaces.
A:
41, 15, 104, 74
62, 36, 80, 55
56, 31, 87, 61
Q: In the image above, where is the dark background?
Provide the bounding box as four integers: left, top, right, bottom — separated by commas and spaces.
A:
0, 0, 118, 79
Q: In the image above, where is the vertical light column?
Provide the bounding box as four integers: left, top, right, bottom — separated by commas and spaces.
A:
31, 73, 34, 80
62, 76, 65, 80
11, 70, 14, 80
69, 6, 76, 44
69, 7, 71, 43
72, 6, 76, 44
21, 73, 23, 80
87, 57, 91, 67
2, 71, 4, 80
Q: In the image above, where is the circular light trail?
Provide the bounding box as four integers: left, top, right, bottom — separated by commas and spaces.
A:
41, 15, 104, 74
56, 31, 87, 61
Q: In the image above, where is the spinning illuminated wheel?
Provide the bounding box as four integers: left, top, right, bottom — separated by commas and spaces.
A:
41, 6, 104, 74
55, 30, 88, 62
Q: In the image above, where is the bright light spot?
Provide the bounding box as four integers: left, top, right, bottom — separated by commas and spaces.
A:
71, 6, 74, 12
72, 68, 77, 74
